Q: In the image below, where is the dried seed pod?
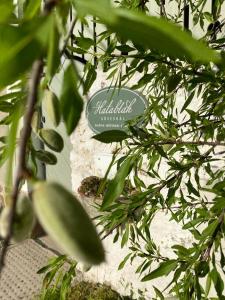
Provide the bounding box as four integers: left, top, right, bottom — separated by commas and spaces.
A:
33, 182, 105, 265
0, 195, 35, 242
39, 129, 64, 152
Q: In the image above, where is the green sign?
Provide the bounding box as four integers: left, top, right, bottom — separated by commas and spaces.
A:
86, 87, 148, 133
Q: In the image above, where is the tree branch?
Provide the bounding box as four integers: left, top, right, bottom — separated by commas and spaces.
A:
100, 147, 214, 240
64, 49, 87, 65
200, 210, 225, 261
145, 139, 225, 147
0, 0, 58, 275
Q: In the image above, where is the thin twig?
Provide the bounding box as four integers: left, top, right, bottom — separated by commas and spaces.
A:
60, 18, 77, 56
64, 49, 87, 65
160, 0, 167, 18
0, 60, 43, 273
100, 147, 214, 240
144, 139, 225, 147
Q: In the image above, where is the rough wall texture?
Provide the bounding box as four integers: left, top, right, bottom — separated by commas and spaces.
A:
70, 72, 194, 299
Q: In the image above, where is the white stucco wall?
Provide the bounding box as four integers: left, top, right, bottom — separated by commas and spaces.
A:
69, 72, 196, 299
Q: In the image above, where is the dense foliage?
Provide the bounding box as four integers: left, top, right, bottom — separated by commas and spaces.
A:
1, 0, 225, 299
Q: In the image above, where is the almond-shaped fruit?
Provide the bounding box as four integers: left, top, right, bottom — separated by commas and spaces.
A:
0, 195, 35, 242
33, 182, 105, 265
39, 129, 64, 152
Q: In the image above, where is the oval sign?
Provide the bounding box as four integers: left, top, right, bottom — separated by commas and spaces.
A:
86, 87, 148, 134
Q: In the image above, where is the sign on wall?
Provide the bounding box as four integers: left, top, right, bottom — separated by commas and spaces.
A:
86, 87, 148, 134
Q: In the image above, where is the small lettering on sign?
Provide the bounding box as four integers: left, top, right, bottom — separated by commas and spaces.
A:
86, 87, 148, 134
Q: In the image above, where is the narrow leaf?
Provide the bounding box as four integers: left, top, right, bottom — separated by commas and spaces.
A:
141, 260, 177, 281
83, 64, 97, 95
46, 16, 60, 80
74, 0, 220, 63
92, 130, 129, 143
60, 64, 83, 135
101, 156, 134, 210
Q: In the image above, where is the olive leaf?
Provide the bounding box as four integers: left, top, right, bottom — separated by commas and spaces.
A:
92, 130, 129, 143
101, 156, 134, 210
0, 24, 42, 88
141, 260, 177, 281
46, 16, 60, 80
74, 0, 220, 63
60, 64, 83, 135
167, 74, 182, 93
83, 64, 97, 95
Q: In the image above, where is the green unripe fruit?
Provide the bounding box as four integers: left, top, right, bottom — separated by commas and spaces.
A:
35, 150, 57, 165
0, 195, 35, 242
44, 90, 61, 127
39, 129, 64, 152
33, 182, 105, 265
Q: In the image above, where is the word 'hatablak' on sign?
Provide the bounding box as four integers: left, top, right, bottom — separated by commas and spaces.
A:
86, 87, 147, 134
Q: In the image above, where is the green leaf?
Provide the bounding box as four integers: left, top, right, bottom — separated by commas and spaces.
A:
141, 260, 177, 281
205, 273, 211, 297
210, 268, 224, 298
183, 218, 203, 230
60, 64, 83, 135
201, 219, 218, 238
167, 74, 182, 93
195, 261, 209, 277
37, 255, 67, 274
154, 145, 168, 158
118, 253, 132, 270
186, 179, 200, 197
121, 223, 129, 248
92, 130, 129, 143
0, 24, 42, 89
0, 101, 13, 113
0, 1, 14, 23
83, 64, 97, 95
76, 37, 93, 50
24, 0, 41, 19
181, 91, 195, 112
74, 0, 220, 63
35, 150, 57, 165
153, 286, 165, 300
46, 16, 60, 80
5, 105, 21, 188
39, 129, 64, 152
116, 44, 135, 52
203, 12, 213, 23
213, 181, 225, 191
101, 156, 134, 210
